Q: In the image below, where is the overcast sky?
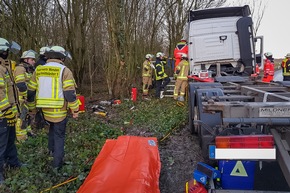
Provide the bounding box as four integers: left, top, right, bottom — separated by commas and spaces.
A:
225, 0, 289, 59
256, 0, 289, 59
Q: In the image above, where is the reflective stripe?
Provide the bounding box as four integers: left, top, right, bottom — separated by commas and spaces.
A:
28, 80, 37, 90
27, 102, 36, 110
0, 98, 9, 109
63, 79, 74, 88
177, 61, 189, 80
42, 109, 67, 118
36, 62, 65, 108
68, 100, 79, 110
37, 98, 64, 108
14, 74, 25, 82
0, 78, 4, 86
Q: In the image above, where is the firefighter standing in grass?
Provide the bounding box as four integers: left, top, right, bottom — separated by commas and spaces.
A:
173, 53, 189, 101
262, 52, 275, 82
27, 46, 79, 169
0, 37, 23, 184
142, 54, 154, 98
155, 52, 170, 99
281, 53, 290, 81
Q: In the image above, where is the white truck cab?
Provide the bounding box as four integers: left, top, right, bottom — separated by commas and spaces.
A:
187, 5, 263, 78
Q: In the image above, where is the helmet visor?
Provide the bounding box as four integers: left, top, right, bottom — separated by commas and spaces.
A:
9, 41, 21, 54
66, 51, 72, 60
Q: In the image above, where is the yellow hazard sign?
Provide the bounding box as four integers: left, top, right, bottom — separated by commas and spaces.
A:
78, 99, 82, 105
230, 161, 248, 177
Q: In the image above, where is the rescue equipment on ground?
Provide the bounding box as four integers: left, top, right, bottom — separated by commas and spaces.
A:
185, 179, 207, 193
77, 95, 85, 112
77, 136, 161, 193
131, 87, 137, 102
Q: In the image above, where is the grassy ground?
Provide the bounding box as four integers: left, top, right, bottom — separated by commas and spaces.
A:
1, 97, 188, 192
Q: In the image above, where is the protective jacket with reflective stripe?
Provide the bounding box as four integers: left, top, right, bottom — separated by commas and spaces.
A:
176, 60, 189, 80
282, 59, 290, 76
35, 62, 65, 108
142, 60, 153, 77
28, 59, 79, 123
155, 59, 168, 81
0, 58, 16, 117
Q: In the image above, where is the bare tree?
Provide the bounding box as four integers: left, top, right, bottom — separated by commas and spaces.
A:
227, 0, 268, 35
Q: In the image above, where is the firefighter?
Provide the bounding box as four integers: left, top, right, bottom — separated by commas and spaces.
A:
142, 54, 154, 98
0, 37, 23, 184
14, 50, 37, 136
27, 46, 79, 169
14, 50, 36, 103
173, 53, 189, 101
262, 52, 275, 82
281, 53, 290, 81
173, 39, 188, 71
35, 46, 50, 67
155, 52, 170, 99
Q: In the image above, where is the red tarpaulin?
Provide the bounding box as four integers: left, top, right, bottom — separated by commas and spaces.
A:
77, 136, 161, 193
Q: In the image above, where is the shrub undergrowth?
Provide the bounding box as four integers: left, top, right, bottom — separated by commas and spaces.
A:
1, 97, 188, 192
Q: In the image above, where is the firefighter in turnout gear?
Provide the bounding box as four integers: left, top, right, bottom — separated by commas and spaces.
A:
154, 52, 170, 99
27, 46, 79, 169
281, 53, 290, 81
0, 37, 23, 184
14, 50, 37, 137
173, 53, 189, 101
14, 50, 36, 103
262, 52, 274, 82
142, 54, 154, 98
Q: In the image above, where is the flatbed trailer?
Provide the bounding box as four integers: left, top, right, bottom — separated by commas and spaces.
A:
188, 78, 290, 191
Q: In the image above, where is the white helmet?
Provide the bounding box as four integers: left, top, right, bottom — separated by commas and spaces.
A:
45, 45, 72, 59
0, 38, 9, 52
50, 46, 66, 56
156, 52, 163, 58
264, 52, 272, 57
145, 54, 152, 59
39, 46, 50, 55
181, 53, 188, 58
21, 50, 36, 59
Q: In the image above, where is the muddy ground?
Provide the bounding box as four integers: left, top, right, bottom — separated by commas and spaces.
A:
123, 123, 204, 193
86, 86, 204, 193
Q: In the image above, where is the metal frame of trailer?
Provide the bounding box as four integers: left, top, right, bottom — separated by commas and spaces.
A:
188, 79, 290, 190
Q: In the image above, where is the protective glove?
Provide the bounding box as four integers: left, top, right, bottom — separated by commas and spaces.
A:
4, 109, 17, 127
173, 73, 177, 80
72, 111, 79, 119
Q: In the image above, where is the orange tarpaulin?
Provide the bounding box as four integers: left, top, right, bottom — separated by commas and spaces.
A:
77, 136, 161, 193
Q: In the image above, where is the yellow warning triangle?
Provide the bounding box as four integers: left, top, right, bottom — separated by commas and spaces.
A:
78, 99, 82, 105
230, 161, 248, 177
